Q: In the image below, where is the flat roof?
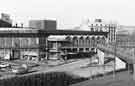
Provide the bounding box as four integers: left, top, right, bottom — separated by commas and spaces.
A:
39, 30, 109, 36
0, 28, 109, 37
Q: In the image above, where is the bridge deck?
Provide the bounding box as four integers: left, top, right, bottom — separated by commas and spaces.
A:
97, 44, 135, 64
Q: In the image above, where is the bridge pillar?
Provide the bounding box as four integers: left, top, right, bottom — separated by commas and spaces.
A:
97, 49, 104, 65
133, 64, 135, 80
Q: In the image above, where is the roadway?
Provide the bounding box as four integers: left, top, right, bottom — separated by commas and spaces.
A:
0, 58, 114, 79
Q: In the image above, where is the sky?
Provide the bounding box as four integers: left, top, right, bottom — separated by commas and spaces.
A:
0, 0, 135, 29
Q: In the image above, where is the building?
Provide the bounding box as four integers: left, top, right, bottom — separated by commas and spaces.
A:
0, 13, 12, 27
0, 19, 57, 61
47, 19, 117, 59
0, 28, 108, 61
74, 19, 117, 42
0, 28, 39, 61
0, 17, 118, 61
29, 20, 57, 30
88, 19, 117, 42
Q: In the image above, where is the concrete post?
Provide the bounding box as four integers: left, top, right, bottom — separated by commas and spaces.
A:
97, 49, 104, 65
132, 64, 135, 80
97, 49, 105, 78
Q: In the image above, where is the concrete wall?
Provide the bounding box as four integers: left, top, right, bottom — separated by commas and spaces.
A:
98, 49, 126, 69
115, 57, 126, 70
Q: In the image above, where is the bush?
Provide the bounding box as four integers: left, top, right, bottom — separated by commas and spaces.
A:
0, 72, 88, 86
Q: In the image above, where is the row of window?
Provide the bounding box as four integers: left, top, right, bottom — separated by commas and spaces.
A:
72, 39, 105, 46
0, 37, 39, 48
88, 23, 116, 27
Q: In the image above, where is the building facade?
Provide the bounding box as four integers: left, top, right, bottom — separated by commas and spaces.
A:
0, 28, 39, 61
87, 19, 117, 42
47, 19, 117, 59
0, 18, 117, 61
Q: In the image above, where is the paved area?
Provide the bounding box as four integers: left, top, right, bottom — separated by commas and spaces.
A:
0, 58, 122, 80
19, 58, 115, 78
0, 59, 89, 79
32, 58, 91, 73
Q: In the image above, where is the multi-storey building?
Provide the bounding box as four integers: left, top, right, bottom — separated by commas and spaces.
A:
87, 19, 117, 42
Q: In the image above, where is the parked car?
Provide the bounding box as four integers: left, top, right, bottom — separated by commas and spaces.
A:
12, 67, 28, 74
12, 64, 29, 74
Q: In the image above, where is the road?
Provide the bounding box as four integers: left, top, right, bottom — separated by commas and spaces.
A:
33, 58, 114, 78
0, 59, 90, 79
0, 58, 115, 79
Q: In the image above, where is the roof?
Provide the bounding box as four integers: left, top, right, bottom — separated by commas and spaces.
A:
0, 27, 38, 33
0, 28, 108, 37
39, 30, 109, 36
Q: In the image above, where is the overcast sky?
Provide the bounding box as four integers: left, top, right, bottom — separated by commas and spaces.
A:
0, 0, 135, 29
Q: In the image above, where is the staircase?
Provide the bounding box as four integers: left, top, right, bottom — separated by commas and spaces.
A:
97, 43, 135, 64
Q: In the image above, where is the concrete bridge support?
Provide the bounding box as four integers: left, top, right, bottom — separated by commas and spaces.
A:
133, 64, 135, 80
97, 49, 104, 65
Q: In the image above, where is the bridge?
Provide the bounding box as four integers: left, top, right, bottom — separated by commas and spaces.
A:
97, 43, 135, 64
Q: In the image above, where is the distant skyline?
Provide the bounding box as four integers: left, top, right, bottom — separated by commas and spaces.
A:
0, 0, 135, 29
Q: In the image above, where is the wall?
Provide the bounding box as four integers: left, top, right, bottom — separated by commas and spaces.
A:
115, 56, 126, 70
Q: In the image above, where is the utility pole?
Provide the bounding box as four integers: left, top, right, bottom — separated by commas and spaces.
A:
113, 41, 117, 78
113, 27, 117, 79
